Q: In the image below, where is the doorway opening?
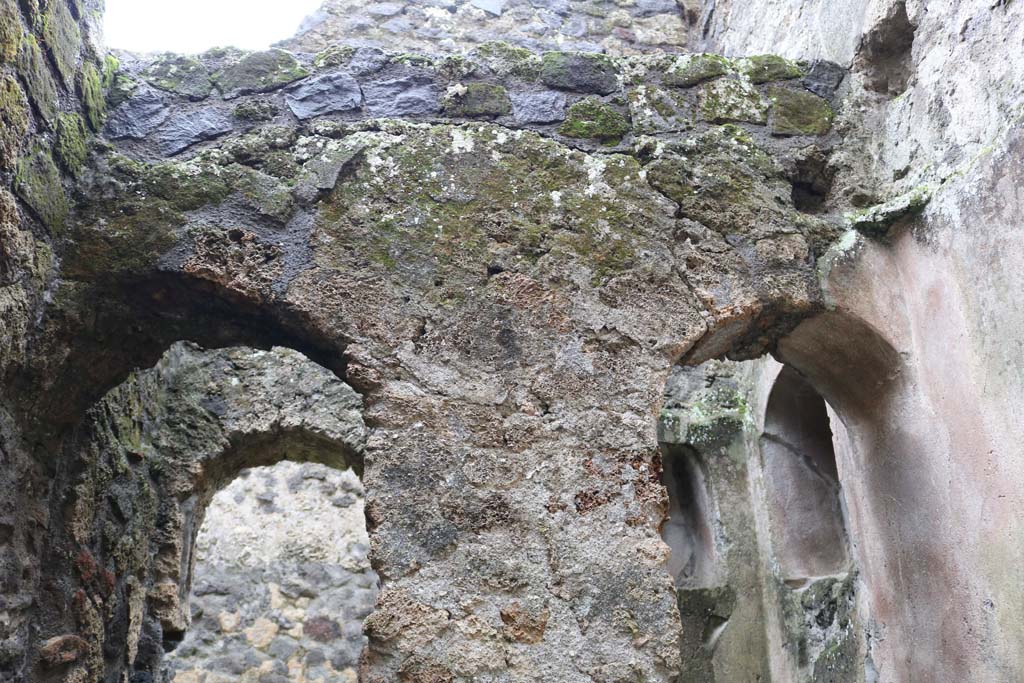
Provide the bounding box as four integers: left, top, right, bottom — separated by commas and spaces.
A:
164, 460, 378, 682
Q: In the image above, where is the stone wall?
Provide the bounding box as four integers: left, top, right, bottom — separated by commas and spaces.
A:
280, 0, 700, 56
165, 462, 377, 683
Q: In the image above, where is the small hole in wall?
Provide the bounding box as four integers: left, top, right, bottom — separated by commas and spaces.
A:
163, 461, 378, 681
857, 1, 917, 97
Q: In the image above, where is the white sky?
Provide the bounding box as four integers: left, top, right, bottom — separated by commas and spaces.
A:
104, 0, 326, 54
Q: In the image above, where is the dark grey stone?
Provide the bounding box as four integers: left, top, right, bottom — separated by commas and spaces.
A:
803, 60, 847, 100
285, 72, 363, 120
104, 87, 169, 140
511, 90, 567, 124
348, 47, 390, 76
363, 74, 442, 117
155, 108, 235, 156
541, 52, 619, 94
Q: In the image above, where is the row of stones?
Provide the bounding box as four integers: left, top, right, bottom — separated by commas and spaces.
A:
106, 43, 841, 160
286, 0, 697, 56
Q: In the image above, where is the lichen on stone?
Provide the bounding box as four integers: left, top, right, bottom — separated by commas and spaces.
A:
627, 84, 692, 134
472, 41, 541, 79
698, 77, 768, 124
847, 185, 933, 236
214, 49, 310, 99
443, 82, 512, 118
143, 54, 213, 100
233, 98, 278, 122
559, 97, 631, 142
768, 86, 833, 136
663, 53, 733, 87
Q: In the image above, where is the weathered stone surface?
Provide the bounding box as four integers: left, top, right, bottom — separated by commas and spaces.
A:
768, 86, 833, 136
363, 73, 442, 116
54, 112, 88, 176
16, 34, 58, 125
215, 49, 310, 99
105, 86, 169, 139
443, 81, 511, 117
540, 51, 619, 94
143, 54, 213, 100
0, 75, 28, 171
663, 53, 732, 87
559, 96, 631, 141
846, 186, 931, 236
285, 71, 362, 119
802, 59, 846, 100
40, 0, 81, 88
510, 89, 565, 124
698, 77, 768, 124
739, 54, 804, 84
13, 142, 67, 231
155, 107, 234, 155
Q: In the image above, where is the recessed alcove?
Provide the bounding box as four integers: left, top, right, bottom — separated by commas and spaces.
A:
661, 444, 717, 589
760, 365, 849, 584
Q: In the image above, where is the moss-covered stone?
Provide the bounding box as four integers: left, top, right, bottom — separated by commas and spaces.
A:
627, 85, 692, 134
14, 141, 68, 232
143, 54, 212, 100
214, 49, 309, 99
847, 185, 932, 236
663, 53, 732, 87
55, 111, 88, 176
225, 164, 295, 222
0, 0, 22, 65
312, 45, 355, 70
698, 77, 768, 124
315, 124, 670, 290
80, 60, 105, 131
233, 98, 278, 122
739, 54, 804, 84
541, 51, 619, 94
0, 74, 28, 171
472, 41, 541, 79
443, 82, 511, 118
137, 158, 233, 212
768, 86, 833, 136
559, 97, 631, 142
41, 0, 81, 88
16, 33, 57, 125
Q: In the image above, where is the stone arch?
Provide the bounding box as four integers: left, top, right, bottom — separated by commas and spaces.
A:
30, 343, 366, 683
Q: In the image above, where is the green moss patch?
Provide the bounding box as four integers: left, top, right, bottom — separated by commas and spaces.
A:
41, 0, 81, 88
443, 82, 511, 118
768, 86, 833, 136
0, 0, 22, 65
0, 74, 28, 171
80, 60, 105, 131
663, 53, 732, 87
55, 111, 88, 176
739, 54, 804, 84
559, 97, 631, 142
214, 49, 310, 99
14, 141, 68, 232
16, 33, 58, 125
144, 54, 213, 100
